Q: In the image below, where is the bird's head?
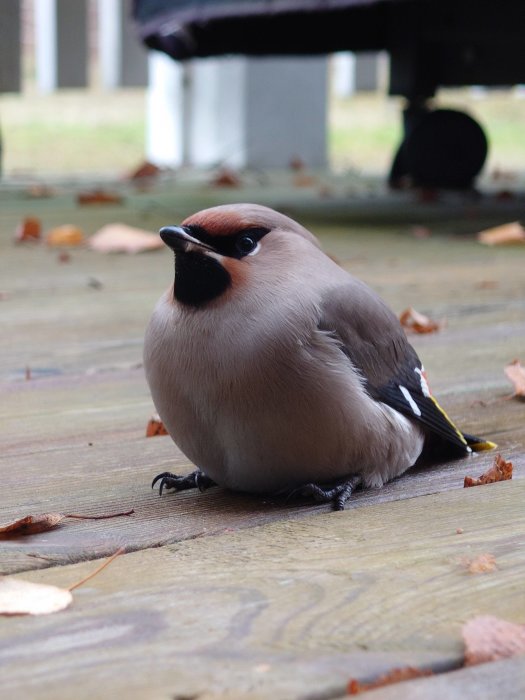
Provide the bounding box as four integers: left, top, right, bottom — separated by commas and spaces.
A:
159, 203, 322, 307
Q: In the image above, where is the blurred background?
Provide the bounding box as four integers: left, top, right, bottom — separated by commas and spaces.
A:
1, 0, 524, 185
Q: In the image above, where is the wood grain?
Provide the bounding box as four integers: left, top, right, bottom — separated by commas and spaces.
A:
1, 481, 523, 699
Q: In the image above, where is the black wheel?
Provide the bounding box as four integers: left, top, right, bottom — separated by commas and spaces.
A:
403, 109, 488, 189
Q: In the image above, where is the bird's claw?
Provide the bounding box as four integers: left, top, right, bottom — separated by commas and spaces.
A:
283, 475, 362, 511
152, 470, 216, 496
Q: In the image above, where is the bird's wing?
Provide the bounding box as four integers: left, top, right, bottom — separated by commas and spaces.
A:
318, 282, 470, 451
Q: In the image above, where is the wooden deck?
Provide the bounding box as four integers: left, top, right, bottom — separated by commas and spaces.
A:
1, 178, 524, 698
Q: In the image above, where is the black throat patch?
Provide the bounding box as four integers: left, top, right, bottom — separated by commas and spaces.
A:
174, 251, 231, 306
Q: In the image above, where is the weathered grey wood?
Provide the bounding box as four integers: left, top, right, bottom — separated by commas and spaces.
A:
0, 482, 524, 699
0, 0, 21, 93
1, 190, 524, 575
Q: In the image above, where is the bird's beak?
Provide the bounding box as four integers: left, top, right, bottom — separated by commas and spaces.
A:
159, 226, 216, 253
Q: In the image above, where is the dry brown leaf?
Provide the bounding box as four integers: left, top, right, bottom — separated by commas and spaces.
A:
399, 307, 442, 334
347, 666, 433, 694
504, 359, 525, 398
463, 615, 525, 665
146, 414, 169, 437
211, 168, 242, 187
0, 509, 133, 537
15, 217, 42, 242
47, 224, 85, 247
76, 190, 123, 206
126, 160, 161, 181
0, 578, 73, 616
0, 513, 65, 536
88, 223, 163, 254
477, 221, 525, 246
293, 173, 317, 188
464, 454, 513, 487
463, 553, 498, 574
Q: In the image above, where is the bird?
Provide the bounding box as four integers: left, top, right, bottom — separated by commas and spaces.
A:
144, 203, 494, 510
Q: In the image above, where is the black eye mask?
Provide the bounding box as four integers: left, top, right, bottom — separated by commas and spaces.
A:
183, 225, 270, 259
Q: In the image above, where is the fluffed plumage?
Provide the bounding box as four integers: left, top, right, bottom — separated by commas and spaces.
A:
144, 203, 494, 509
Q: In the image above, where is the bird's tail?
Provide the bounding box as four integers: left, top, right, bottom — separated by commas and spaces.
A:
462, 432, 497, 452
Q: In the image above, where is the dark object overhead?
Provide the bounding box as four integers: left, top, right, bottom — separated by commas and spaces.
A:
133, 0, 525, 97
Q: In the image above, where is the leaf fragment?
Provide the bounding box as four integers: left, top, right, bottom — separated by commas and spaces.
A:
463, 553, 498, 574
463, 615, 525, 666
399, 307, 442, 334
47, 224, 85, 247
0, 513, 65, 536
88, 223, 163, 254
464, 454, 513, 487
0, 578, 72, 616
477, 221, 525, 246
347, 666, 433, 694
15, 217, 41, 242
504, 359, 525, 398
146, 414, 169, 437
76, 190, 123, 206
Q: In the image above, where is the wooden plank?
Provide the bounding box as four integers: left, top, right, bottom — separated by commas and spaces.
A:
1, 194, 524, 574
0, 482, 524, 699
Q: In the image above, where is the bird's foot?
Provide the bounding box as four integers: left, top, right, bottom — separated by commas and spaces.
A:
152, 469, 216, 496
284, 475, 362, 511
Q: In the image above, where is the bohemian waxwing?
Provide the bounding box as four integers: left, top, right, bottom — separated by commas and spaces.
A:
144, 203, 494, 510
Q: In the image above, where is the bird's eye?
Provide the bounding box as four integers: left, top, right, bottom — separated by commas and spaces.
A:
236, 234, 259, 256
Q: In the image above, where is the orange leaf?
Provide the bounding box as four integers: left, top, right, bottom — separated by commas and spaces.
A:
0, 578, 72, 616
462, 553, 498, 574
347, 666, 433, 694
463, 615, 525, 665
146, 414, 169, 437
47, 225, 84, 247
76, 190, 123, 206
399, 307, 442, 334
464, 454, 513, 487
477, 221, 525, 246
125, 160, 161, 181
15, 217, 41, 242
210, 168, 242, 187
0, 513, 65, 536
504, 359, 525, 398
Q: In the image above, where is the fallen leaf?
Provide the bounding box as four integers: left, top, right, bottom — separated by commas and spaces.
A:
57, 251, 71, 263
15, 217, 41, 242
347, 667, 433, 694
411, 225, 432, 239
146, 414, 169, 437
293, 173, 317, 187
464, 454, 513, 487
76, 190, 123, 206
88, 223, 163, 254
477, 221, 525, 246
399, 307, 442, 334
0, 509, 133, 537
210, 168, 241, 187
504, 359, 525, 398
463, 553, 498, 574
463, 615, 525, 665
0, 578, 72, 616
47, 224, 85, 247
0, 513, 65, 536
25, 184, 55, 198
289, 156, 305, 171
126, 160, 161, 181
0, 547, 124, 617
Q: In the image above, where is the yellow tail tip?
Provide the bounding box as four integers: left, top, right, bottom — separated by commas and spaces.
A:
469, 440, 498, 452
